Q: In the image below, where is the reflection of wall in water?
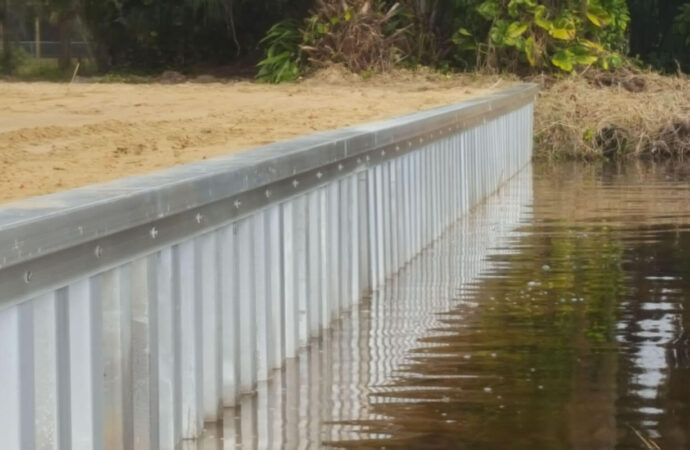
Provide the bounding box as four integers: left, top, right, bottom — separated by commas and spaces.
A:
208, 165, 534, 448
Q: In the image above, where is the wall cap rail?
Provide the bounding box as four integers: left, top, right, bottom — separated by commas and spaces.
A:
0, 83, 537, 308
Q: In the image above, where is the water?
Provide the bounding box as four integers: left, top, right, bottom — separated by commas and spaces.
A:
194, 162, 690, 449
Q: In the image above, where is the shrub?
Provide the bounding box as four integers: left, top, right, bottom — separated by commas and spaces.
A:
457, 0, 630, 73
257, 20, 303, 83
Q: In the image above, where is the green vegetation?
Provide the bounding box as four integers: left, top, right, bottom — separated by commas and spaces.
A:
256, 20, 303, 83
252, 0, 688, 81
468, 0, 629, 72
2, 0, 689, 160
2, 0, 689, 78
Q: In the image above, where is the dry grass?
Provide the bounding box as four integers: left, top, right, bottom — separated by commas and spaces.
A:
533, 70, 690, 161
302, 0, 406, 73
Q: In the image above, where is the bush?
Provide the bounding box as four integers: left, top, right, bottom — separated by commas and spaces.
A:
1, 45, 30, 74
452, 0, 629, 73
257, 1, 406, 81
300, 0, 405, 72
257, 20, 303, 83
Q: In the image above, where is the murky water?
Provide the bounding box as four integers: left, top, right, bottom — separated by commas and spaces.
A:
194, 162, 690, 449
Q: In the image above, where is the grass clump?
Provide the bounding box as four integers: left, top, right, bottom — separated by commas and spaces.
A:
534, 70, 690, 161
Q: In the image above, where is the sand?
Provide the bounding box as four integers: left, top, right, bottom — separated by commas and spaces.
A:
0, 70, 503, 204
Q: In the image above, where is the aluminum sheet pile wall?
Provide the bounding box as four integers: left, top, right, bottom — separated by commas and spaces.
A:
0, 84, 536, 449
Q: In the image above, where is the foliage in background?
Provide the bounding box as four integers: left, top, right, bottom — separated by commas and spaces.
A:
257, 0, 406, 82
301, 0, 405, 72
671, 3, 690, 71
393, 0, 629, 73
4, 0, 690, 76
79, 0, 310, 71
256, 19, 302, 82
627, 0, 690, 74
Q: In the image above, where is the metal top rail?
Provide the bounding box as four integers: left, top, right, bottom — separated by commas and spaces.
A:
0, 83, 538, 308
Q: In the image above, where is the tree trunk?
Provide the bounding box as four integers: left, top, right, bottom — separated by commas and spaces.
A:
34, 16, 40, 59
1, 0, 9, 55
1, 0, 11, 72
58, 18, 72, 72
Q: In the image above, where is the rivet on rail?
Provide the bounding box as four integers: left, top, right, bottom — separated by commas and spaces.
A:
338, 164, 344, 171
195, 213, 203, 224
94, 245, 103, 258
316, 171, 323, 179
24, 271, 32, 284
234, 200, 242, 209
292, 179, 299, 188
265, 189, 272, 198
150, 227, 159, 239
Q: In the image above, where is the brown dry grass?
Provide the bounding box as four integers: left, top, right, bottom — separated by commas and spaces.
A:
534, 70, 690, 160
303, 0, 405, 73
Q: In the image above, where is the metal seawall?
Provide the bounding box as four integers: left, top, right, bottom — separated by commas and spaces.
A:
0, 84, 537, 449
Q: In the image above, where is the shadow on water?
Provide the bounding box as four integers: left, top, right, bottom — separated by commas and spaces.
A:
194, 161, 690, 449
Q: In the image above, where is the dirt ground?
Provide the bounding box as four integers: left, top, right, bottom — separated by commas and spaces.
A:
0, 69, 504, 204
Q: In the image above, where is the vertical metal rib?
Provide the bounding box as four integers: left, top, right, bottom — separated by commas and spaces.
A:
0, 97, 535, 448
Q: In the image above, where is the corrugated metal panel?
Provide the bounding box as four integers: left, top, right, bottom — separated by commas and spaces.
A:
0, 88, 535, 448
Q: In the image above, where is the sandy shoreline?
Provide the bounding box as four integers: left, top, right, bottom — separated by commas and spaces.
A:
0, 72, 502, 204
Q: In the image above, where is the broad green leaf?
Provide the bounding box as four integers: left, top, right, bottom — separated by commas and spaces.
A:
490, 20, 510, 45
344, 9, 352, 21
452, 28, 477, 50
506, 22, 529, 39
551, 50, 574, 71
586, 3, 612, 27
506, 36, 525, 48
533, 5, 551, 30
550, 27, 575, 40
508, 0, 537, 17
580, 39, 605, 52
549, 18, 576, 40
586, 11, 603, 27
477, 0, 500, 20
607, 54, 623, 68
573, 54, 598, 65
508, 0, 520, 18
